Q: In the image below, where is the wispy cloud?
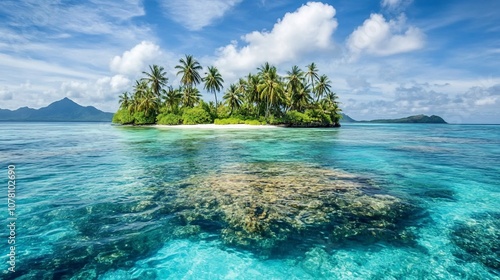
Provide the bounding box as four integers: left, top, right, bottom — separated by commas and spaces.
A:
380, 0, 413, 12
0, 0, 155, 111
159, 0, 243, 31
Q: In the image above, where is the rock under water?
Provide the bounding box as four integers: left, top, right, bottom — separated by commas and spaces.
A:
159, 162, 420, 257
451, 212, 500, 272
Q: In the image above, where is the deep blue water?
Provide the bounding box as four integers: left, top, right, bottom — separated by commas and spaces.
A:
0, 122, 499, 279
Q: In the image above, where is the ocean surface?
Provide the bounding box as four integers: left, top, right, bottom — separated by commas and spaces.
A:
0, 122, 499, 279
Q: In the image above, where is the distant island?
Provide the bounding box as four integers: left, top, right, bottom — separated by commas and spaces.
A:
341, 114, 447, 124
0, 97, 113, 122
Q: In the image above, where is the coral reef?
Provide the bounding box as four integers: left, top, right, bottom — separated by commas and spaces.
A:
451, 212, 500, 272
159, 162, 419, 256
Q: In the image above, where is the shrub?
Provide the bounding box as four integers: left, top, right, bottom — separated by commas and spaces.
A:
182, 108, 212, 125
112, 109, 135, 124
216, 104, 231, 119
285, 110, 311, 125
214, 117, 245, 125
266, 115, 284, 125
133, 111, 156, 125
305, 109, 332, 125
157, 113, 182, 125
244, 119, 264, 125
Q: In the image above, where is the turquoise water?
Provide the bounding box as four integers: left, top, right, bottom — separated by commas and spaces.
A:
1, 122, 499, 279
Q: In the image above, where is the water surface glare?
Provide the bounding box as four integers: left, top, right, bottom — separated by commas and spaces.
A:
1, 122, 499, 279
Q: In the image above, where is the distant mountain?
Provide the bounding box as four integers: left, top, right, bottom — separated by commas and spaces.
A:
365, 114, 447, 124
340, 114, 447, 124
340, 113, 356, 122
0, 98, 113, 122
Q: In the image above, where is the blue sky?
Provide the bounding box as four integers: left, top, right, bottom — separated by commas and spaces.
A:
0, 0, 499, 123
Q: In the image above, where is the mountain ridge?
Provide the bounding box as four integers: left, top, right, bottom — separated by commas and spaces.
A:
341, 114, 447, 124
0, 98, 113, 122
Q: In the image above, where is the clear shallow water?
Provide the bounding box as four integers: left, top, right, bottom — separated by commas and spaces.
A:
0, 122, 499, 279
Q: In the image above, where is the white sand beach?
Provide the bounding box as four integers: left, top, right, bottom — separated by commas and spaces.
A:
155, 124, 282, 129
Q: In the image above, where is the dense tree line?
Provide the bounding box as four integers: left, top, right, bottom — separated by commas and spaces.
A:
113, 55, 342, 126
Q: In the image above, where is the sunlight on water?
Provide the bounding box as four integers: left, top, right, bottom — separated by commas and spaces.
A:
0, 122, 498, 279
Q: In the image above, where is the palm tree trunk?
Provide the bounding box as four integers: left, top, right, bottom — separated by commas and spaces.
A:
214, 93, 218, 118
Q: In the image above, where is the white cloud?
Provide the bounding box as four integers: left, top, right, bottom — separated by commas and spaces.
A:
159, 0, 243, 31
109, 75, 131, 92
110, 41, 163, 76
347, 13, 424, 57
475, 96, 497, 106
214, 2, 338, 78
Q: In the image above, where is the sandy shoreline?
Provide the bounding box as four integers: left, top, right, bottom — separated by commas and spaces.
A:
154, 124, 283, 129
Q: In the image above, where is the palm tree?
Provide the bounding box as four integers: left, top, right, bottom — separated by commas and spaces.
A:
315, 74, 332, 103
292, 84, 312, 111
322, 92, 338, 107
137, 87, 160, 116
223, 84, 244, 115
257, 65, 284, 117
246, 73, 260, 103
129, 80, 149, 113
285, 65, 306, 111
142, 65, 168, 98
257, 62, 273, 76
182, 86, 202, 108
305, 63, 319, 100
118, 92, 130, 109
236, 78, 247, 95
163, 86, 182, 113
319, 92, 341, 126
175, 55, 203, 89
203, 66, 224, 115
285, 65, 305, 96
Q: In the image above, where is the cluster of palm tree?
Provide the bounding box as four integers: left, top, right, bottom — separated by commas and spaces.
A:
116, 55, 341, 126
220, 62, 342, 125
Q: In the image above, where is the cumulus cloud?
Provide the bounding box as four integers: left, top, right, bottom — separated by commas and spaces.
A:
160, 0, 243, 31
347, 13, 424, 57
214, 2, 338, 77
110, 41, 163, 76
109, 75, 131, 92
59, 76, 126, 107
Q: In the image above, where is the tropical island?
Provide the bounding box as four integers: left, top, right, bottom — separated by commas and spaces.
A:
344, 114, 447, 124
112, 55, 342, 127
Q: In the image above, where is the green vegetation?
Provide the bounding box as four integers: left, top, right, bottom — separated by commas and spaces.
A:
181, 107, 212, 125
113, 55, 342, 126
363, 114, 447, 124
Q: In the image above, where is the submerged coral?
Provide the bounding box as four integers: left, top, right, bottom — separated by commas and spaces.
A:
451, 212, 500, 272
9, 162, 421, 279
159, 162, 419, 256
